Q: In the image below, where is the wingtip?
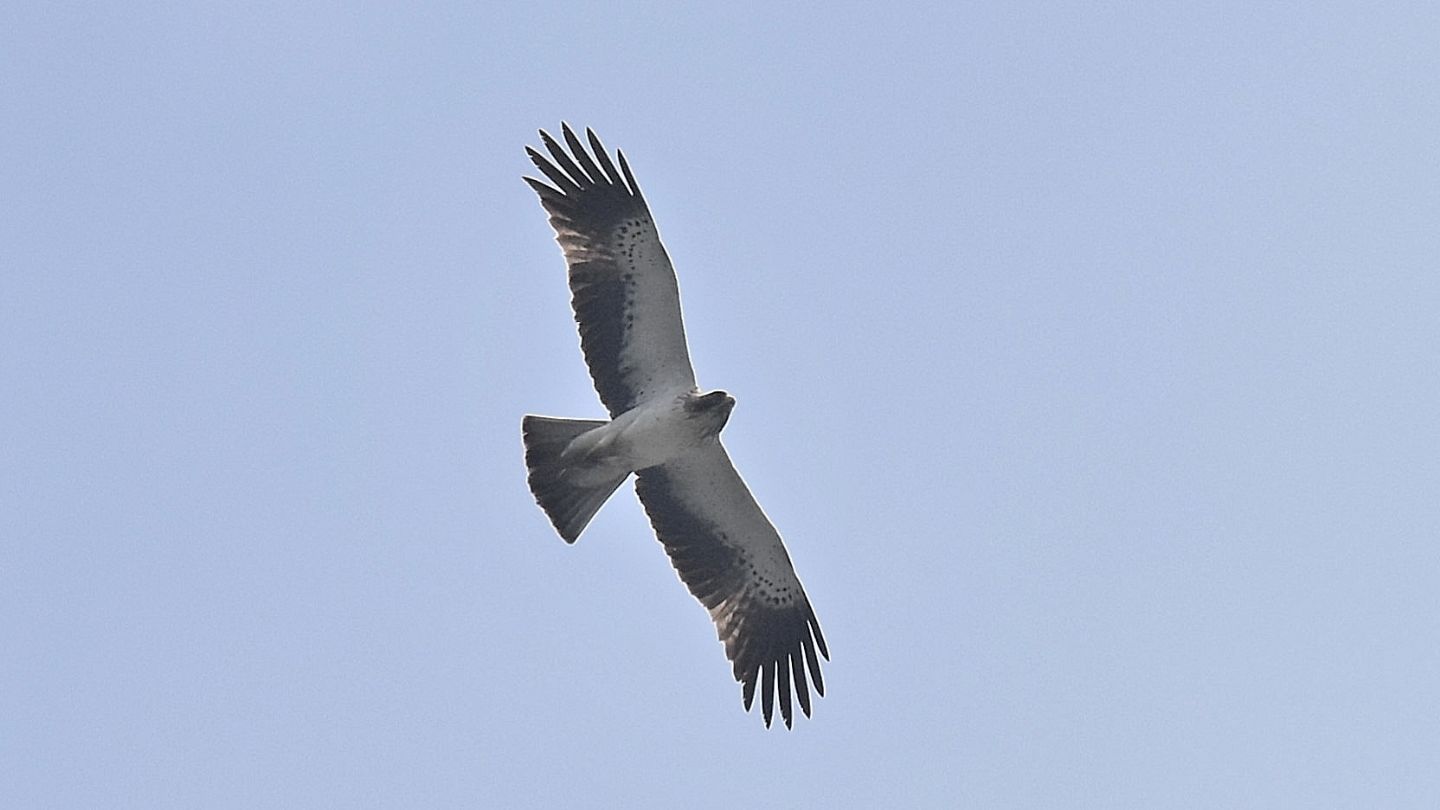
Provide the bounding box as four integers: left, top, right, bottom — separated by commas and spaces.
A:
810, 612, 830, 660
521, 175, 563, 202
586, 127, 608, 156
616, 149, 643, 199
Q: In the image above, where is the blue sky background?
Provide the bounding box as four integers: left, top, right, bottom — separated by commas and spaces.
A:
5, 2, 1439, 807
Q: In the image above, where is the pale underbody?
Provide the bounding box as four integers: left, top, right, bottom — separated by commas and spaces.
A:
558, 388, 734, 486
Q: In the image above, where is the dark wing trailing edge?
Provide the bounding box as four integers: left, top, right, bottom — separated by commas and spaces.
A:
524, 124, 697, 417
634, 442, 829, 729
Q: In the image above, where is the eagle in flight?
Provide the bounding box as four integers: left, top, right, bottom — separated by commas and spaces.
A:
520, 125, 828, 728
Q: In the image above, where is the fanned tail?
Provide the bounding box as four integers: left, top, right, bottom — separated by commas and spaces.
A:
521, 415, 628, 542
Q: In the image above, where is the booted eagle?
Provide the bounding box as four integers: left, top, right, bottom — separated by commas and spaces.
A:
520, 125, 828, 728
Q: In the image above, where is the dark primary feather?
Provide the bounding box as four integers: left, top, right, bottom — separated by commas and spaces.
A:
634, 446, 828, 729
523, 124, 696, 417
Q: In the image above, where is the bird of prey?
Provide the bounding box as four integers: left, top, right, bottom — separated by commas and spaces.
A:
520, 125, 828, 728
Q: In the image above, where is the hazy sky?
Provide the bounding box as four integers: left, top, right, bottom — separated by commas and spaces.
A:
5, 2, 1440, 807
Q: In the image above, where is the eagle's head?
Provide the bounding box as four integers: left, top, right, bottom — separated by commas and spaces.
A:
685, 389, 735, 433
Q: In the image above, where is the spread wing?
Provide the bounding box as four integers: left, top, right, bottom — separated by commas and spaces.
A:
634, 442, 829, 729
524, 125, 697, 417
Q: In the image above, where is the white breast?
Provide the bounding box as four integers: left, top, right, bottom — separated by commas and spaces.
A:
610, 391, 710, 471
